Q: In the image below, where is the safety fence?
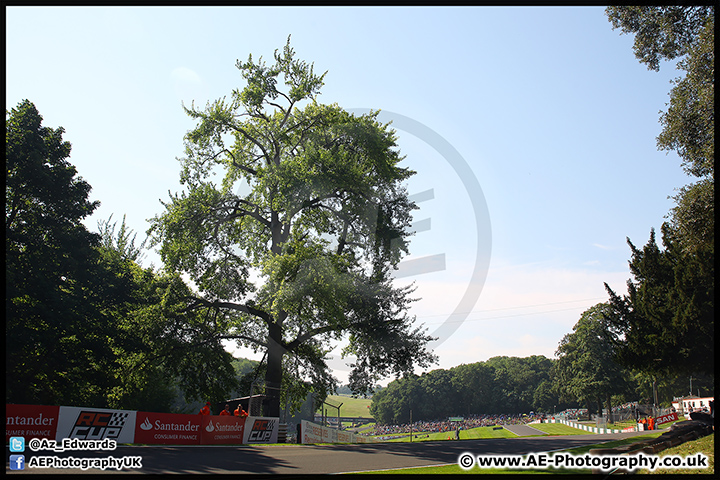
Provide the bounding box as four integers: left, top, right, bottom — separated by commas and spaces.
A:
300, 420, 373, 444
6, 403, 280, 445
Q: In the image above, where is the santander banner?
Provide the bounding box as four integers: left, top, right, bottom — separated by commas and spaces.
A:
6, 404, 60, 442
200, 415, 245, 445
655, 411, 679, 426
6, 404, 283, 445
134, 412, 202, 445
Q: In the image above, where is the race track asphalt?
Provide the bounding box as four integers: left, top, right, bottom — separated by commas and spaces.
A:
6, 430, 653, 475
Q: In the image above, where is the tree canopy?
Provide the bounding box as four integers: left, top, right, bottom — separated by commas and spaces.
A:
369, 356, 558, 424
605, 226, 713, 376
604, 6, 714, 377
6, 100, 103, 405
606, 6, 713, 72
149, 37, 437, 417
554, 304, 632, 421
6, 101, 238, 409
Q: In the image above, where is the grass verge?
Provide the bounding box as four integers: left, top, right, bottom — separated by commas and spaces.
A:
377, 426, 518, 443
351, 430, 715, 475
526, 423, 588, 436
635, 432, 713, 475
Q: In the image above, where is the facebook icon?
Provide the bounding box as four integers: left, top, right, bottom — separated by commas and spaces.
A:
9, 454, 25, 470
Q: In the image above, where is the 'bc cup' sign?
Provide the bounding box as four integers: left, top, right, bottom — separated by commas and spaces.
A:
55, 406, 136, 444
243, 417, 279, 444
348, 109, 492, 349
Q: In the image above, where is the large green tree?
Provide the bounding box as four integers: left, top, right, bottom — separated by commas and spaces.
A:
6, 100, 106, 405
6, 101, 238, 408
149, 38, 437, 417
604, 6, 714, 376
96, 215, 240, 410
605, 226, 713, 376
607, 6, 714, 253
554, 304, 632, 422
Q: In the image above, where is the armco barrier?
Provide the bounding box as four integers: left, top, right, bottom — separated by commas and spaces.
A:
548, 411, 679, 435
6, 404, 279, 445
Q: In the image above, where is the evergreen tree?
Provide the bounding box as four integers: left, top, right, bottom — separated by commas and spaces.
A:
604, 6, 714, 376
6, 100, 104, 405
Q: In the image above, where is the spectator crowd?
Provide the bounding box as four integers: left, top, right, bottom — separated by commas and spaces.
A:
612, 401, 639, 412
554, 408, 588, 419
365, 412, 546, 438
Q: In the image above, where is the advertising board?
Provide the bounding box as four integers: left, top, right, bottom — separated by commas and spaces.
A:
134, 411, 202, 445
200, 415, 245, 445
6, 404, 60, 442
301, 419, 323, 444
56, 406, 136, 443
301, 420, 371, 444
242, 416, 279, 444
7, 404, 283, 446
655, 411, 679, 426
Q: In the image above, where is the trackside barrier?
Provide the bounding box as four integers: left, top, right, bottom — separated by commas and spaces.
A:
301, 420, 372, 444
6, 404, 59, 442
57, 406, 138, 443
545, 416, 634, 434
6, 404, 279, 445
547, 411, 680, 435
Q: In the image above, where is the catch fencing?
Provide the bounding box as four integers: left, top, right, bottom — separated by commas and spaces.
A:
300, 420, 373, 444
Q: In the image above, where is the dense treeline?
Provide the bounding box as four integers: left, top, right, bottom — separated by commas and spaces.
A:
370, 356, 559, 424
369, 351, 715, 425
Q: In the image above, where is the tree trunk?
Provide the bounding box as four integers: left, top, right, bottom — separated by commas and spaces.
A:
264, 322, 284, 418
606, 392, 614, 424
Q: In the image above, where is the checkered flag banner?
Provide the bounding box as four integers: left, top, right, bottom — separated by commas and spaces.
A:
108, 412, 130, 427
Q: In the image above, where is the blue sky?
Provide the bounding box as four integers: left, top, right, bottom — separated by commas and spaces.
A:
6, 7, 690, 384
